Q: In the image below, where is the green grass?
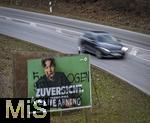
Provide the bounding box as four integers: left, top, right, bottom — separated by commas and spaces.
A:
0, 34, 150, 122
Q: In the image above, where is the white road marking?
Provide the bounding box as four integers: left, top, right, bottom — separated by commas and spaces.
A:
0, 15, 11, 20
30, 22, 36, 27
124, 43, 150, 52
5, 16, 11, 20
56, 28, 62, 33
129, 47, 138, 56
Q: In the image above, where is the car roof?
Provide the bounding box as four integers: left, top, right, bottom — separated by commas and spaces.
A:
83, 31, 111, 37
90, 31, 109, 34
85, 31, 110, 35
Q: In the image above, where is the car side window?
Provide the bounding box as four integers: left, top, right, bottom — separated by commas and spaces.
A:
97, 36, 104, 42
84, 33, 95, 41
89, 36, 95, 40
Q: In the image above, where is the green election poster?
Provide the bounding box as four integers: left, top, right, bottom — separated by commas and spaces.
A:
27, 54, 92, 112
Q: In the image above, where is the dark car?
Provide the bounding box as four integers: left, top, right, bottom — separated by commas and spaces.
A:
78, 31, 128, 59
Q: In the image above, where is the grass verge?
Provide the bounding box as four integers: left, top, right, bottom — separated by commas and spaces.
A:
0, 34, 150, 122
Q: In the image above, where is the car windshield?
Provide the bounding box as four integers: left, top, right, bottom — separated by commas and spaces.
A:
97, 35, 118, 43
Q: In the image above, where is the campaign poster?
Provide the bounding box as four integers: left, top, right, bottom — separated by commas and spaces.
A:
27, 54, 92, 112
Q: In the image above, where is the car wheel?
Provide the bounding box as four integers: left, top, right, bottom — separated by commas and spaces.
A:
96, 50, 103, 59
120, 54, 125, 59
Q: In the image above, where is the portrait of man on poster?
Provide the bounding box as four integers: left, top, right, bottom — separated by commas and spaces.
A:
35, 57, 70, 89
34, 57, 81, 108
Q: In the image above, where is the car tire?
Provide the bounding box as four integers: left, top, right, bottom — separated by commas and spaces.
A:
96, 50, 103, 59
120, 54, 126, 59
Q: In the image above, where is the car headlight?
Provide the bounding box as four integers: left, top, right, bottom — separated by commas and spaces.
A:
121, 47, 128, 52
101, 47, 111, 53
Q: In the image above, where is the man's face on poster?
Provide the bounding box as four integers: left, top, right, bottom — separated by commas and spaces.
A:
44, 60, 55, 80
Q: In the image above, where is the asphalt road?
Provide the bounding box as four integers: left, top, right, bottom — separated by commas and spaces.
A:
0, 7, 150, 95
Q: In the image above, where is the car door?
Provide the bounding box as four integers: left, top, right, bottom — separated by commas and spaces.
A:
82, 33, 93, 53
87, 34, 97, 54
